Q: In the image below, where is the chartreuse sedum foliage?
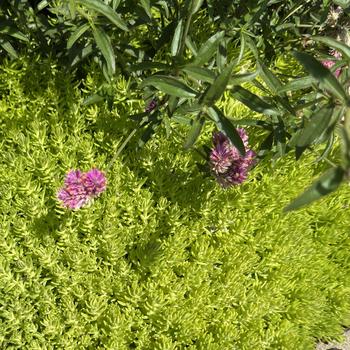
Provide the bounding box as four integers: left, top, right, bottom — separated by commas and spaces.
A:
1, 57, 350, 350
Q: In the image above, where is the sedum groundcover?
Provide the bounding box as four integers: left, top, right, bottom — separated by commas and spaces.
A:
1, 58, 350, 350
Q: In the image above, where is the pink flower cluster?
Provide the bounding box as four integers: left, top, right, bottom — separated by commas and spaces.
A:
209, 129, 256, 188
57, 169, 106, 209
321, 50, 342, 78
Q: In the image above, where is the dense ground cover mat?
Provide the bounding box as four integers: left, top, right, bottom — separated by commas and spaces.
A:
1, 59, 350, 349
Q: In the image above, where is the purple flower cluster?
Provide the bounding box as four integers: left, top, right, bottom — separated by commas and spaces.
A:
322, 50, 342, 78
145, 98, 157, 113
57, 169, 106, 209
209, 129, 256, 188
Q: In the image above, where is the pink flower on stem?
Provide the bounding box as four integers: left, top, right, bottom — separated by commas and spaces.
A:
321, 50, 342, 78
57, 168, 106, 209
209, 129, 256, 188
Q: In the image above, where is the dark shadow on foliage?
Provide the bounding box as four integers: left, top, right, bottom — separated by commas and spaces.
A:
30, 206, 64, 241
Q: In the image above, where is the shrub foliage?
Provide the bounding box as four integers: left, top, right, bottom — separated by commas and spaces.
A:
2, 0, 350, 208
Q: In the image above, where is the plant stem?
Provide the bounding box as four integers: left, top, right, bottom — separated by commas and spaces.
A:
324, 157, 337, 168
178, 12, 193, 58
106, 129, 138, 173
342, 107, 350, 169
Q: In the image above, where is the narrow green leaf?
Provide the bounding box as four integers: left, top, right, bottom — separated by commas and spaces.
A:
129, 112, 148, 123
231, 86, 280, 116
67, 23, 90, 49
0, 25, 28, 42
193, 31, 225, 66
340, 107, 350, 168
168, 96, 179, 115
340, 127, 350, 168
284, 167, 344, 212
190, 0, 204, 15
83, 94, 105, 105
201, 61, 234, 106
69, 0, 76, 18
257, 132, 274, 159
76, 0, 128, 31
275, 23, 295, 31
295, 104, 334, 147
184, 114, 205, 149
252, 79, 270, 94
70, 44, 94, 66
171, 19, 183, 56
279, 76, 316, 93
228, 71, 260, 86
216, 41, 227, 72
281, 0, 307, 22
140, 0, 152, 18
314, 107, 343, 144
163, 115, 171, 138
277, 96, 295, 116
156, 21, 177, 50
333, 0, 350, 8
37, 0, 49, 11
273, 116, 287, 157
176, 101, 202, 114
237, 32, 246, 65
293, 51, 349, 103
128, 62, 171, 72
244, 33, 259, 59
234, 118, 272, 129
312, 36, 350, 61
314, 132, 335, 163
112, 0, 121, 10
0, 40, 18, 59
172, 114, 192, 125
207, 106, 246, 156
185, 36, 198, 56
138, 118, 161, 148
92, 26, 115, 75
182, 66, 215, 83
156, 1, 170, 17
141, 75, 197, 98
257, 60, 283, 95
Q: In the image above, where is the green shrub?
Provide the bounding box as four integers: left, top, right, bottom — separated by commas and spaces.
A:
0, 58, 350, 349
3, 0, 350, 209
